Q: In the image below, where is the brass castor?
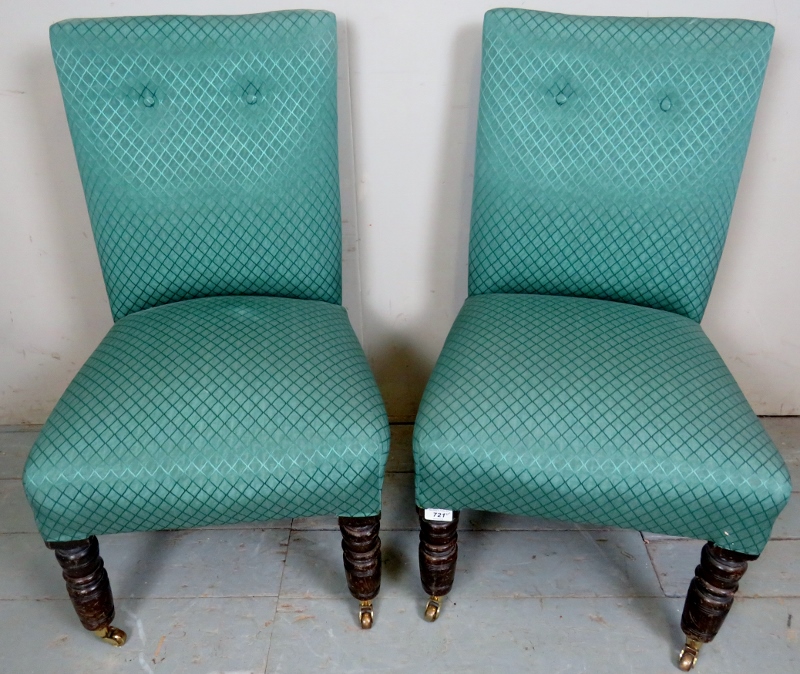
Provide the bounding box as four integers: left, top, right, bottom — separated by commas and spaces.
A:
678, 637, 702, 671
359, 600, 374, 629
94, 625, 127, 647
424, 595, 441, 622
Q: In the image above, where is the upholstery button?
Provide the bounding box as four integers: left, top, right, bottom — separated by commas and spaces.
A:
660, 96, 672, 112
555, 92, 568, 106
245, 92, 258, 105
142, 95, 155, 107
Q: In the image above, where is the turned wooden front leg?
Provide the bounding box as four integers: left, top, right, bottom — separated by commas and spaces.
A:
338, 514, 382, 600
417, 507, 459, 597
417, 507, 459, 621
47, 536, 126, 645
678, 542, 757, 670
339, 514, 381, 629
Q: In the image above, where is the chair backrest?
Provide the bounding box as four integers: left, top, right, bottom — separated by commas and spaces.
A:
51, 11, 341, 320
468, 8, 773, 321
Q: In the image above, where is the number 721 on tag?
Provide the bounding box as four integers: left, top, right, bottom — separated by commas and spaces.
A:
424, 508, 453, 522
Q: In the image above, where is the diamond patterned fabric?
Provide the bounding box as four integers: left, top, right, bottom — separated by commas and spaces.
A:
24, 296, 390, 542
414, 294, 790, 556
468, 9, 773, 321
50, 11, 342, 320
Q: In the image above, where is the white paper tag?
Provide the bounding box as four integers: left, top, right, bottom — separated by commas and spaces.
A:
424, 508, 453, 522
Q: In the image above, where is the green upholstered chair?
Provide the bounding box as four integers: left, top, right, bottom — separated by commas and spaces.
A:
413, 8, 791, 670
23, 10, 389, 643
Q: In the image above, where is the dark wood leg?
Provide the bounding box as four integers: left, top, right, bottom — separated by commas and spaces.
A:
678, 542, 757, 670
417, 506, 460, 622
47, 536, 127, 646
339, 514, 381, 629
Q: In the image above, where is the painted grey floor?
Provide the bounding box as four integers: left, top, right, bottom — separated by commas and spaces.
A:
0, 419, 798, 673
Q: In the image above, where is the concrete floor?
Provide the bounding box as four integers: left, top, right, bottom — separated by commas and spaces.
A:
0, 418, 798, 673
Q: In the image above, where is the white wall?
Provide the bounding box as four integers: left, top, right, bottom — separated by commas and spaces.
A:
1, 0, 799, 425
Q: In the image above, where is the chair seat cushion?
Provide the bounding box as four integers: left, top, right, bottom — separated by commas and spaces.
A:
414, 294, 790, 555
24, 296, 389, 542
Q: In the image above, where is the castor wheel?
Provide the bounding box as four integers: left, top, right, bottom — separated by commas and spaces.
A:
359, 600, 374, 629
678, 637, 702, 671
94, 625, 127, 647
424, 595, 441, 622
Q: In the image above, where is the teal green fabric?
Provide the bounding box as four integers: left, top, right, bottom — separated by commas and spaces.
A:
414, 294, 790, 556
469, 9, 773, 321
415, 9, 789, 556
24, 296, 389, 542
26, 11, 389, 543
50, 11, 342, 320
